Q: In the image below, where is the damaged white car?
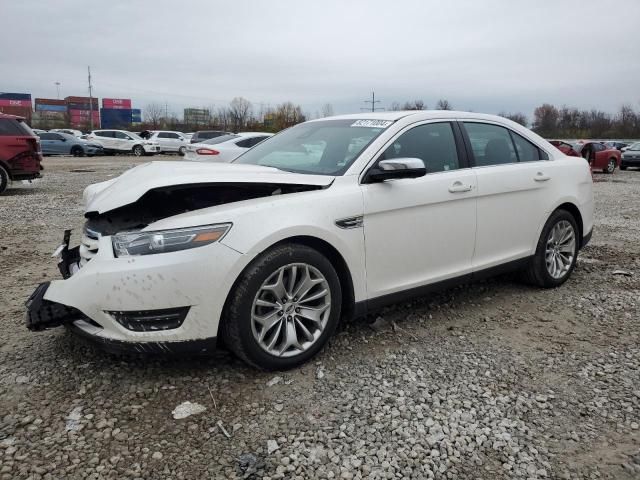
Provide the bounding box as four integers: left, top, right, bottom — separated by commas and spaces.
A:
26, 111, 594, 370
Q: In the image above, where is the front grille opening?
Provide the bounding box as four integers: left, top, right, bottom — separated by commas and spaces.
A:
107, 307, 189, 332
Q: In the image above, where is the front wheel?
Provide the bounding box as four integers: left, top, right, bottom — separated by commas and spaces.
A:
132, 145, 145, 157
178, 146, 186, 156
523, 210, 579, 288
604, 158, 616, 174
222, 244, 342, 370
71, 146, 84, 157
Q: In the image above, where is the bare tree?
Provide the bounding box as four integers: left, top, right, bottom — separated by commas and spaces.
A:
402, 100, 426, 110
273, 102, 305, 130
321, 103, 334, 117
389, 102, 402, 111
228, 97, 252, 132
436, 99, 452, 110
144, 103, 164, 129
499, 112, 528, 127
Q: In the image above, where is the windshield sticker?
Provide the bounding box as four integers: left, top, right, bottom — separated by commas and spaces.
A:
351, 120, 393, 128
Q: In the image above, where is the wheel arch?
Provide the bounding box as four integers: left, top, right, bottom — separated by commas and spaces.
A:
217, 234, 357, 339
554, 202, 585, 247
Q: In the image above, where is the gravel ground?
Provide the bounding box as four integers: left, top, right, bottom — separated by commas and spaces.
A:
1, 156, 639, 479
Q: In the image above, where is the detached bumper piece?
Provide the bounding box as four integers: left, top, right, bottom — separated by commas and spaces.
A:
108, 307, 189, 332
25, 282, 85, 331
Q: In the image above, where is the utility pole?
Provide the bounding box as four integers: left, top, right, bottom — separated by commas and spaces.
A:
361, 91, 384, 112
55, 82, 61, 99
87, 66, 94, 130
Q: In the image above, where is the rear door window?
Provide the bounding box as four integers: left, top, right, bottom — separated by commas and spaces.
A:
463, 122, 517, 166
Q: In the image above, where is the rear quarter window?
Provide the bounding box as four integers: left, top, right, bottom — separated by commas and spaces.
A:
0, 118, 28, 136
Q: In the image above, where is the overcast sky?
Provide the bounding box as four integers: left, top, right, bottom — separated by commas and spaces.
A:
2, 0, 639, 120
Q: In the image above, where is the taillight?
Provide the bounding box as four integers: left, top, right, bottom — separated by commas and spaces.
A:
196, 148, 219, 155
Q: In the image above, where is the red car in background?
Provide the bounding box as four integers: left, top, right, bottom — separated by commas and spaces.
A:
0, 113, 42, 194
574, 141, 621, 174
549, 140, 621, 174
549, 140, 580, 157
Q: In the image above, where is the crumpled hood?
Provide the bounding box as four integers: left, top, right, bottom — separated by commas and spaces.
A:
83, 161, 334, 214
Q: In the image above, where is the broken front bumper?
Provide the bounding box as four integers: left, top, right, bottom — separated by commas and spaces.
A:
25, 229, 245, 354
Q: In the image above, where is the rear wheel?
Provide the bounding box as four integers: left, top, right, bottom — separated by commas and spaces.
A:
132, 145, 144, 157
222, 243, 342, 370
0, 165, 9, 194
523, 210, 579, 288
604, 158, 616, 174
71, 146, 84, 157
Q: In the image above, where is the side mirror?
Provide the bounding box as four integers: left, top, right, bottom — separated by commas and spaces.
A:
364, 158, 426, 183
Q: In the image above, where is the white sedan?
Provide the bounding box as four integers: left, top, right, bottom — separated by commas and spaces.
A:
26, 111, 593, 370
183, 132, 273, 162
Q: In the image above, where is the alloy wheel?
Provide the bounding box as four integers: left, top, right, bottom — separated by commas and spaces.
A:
251, 263, 331, 358
607, 159, 616, 173
545, 220, 576, 279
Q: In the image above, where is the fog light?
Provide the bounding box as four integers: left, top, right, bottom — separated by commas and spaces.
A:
108, 307, 189, 332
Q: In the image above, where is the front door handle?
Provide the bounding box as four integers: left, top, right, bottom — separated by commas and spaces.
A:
534, 172, 551, 182
448, 181, 473, 193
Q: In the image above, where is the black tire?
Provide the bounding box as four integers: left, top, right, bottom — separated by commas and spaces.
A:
178, 146, 187, 156
222, 243, 342, 370
132, 145, 145, 157
620, 165, 628, 171
604, 158, 616, 174
0, 165, 9, 194
71, 146, 84, 157
522, 209, 579, 288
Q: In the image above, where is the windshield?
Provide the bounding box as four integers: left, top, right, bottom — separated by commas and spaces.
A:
234, 119, 392, 175
127, 132, 143, 141
629, 142, 640, 151
201, 134, 239, 145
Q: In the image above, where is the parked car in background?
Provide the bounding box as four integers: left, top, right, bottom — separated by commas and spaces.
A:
184, 132, 273, 162
50, 128, 83, 138
0, 113, 42, 194
38, 132, 103, 157
572, 141, 621, 173
145, 131, 189, 155
621, 141, 640, 152
86, 130, 161, 156
603, 141, 628, 151
621, 142, 640, 170
549, 140, 580, 157
26, 111, 594, 369
32, 128, 47, 135
190, 130, 231, 144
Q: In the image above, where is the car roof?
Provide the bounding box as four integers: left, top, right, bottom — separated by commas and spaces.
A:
311, 110, 511, 123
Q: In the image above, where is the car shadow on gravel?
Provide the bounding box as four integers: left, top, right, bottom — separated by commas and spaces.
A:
3, 188, 38, 196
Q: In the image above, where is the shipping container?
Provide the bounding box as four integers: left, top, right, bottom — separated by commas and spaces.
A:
0, 99, 32, 107
35, 98, 66, 106
69, 109, 100, 117
65, 96, 98, 105
34, 111, 66, 120
0, 105, 32, 121
0, 92, 32, 100
67, 102, 98, 110
102, 98, 132, 108
100, 108, 133, 129
36, 104, 67, 112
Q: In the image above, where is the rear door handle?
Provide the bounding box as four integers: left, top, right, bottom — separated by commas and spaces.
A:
448, 181, 473, 193
534, 172, 551, 182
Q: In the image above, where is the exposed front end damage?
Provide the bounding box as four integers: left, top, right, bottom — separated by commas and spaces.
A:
25, 161, 334, 355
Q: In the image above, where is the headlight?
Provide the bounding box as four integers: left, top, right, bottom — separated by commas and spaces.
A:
112, 224, 231, 257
